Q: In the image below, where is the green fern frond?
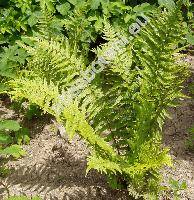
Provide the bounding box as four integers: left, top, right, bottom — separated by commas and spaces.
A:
8, 77, 117, 158
36, 0, 56, 12
8, 77, 59, 115
18, 37, 85, 88
62, 101, 117, 156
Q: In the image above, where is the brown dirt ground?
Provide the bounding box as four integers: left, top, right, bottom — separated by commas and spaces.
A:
0, 100, 130, 200
0, 57, 194, 200
162, 56, 194, 200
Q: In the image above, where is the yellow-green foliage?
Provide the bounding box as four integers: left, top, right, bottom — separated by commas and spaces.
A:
18, 37, 85, 88
7, 3, 189, 199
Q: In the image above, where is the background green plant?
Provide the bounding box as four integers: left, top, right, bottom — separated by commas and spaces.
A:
0, 119, 29, 198
162, 178, 187, 200
0, 119, 28, 161
0, 0, 192, 86
169, 178, 187, 200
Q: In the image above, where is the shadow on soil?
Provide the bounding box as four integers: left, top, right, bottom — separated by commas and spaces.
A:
4, 143, 130, 200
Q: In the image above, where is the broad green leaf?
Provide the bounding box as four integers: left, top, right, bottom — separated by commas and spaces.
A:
0, 83, 9, 93
28, 14, 39, 27
15, 128, 30, 145
0, 144, 26, 158
21, 36, 36, 46
133, 3, 156, 13
158, 0, 176, 11
68, 0, 77, 6
169, 178, 179, 190
0, 120, 21, 131
0, 68, 16, 78
0, 133, 13, 144
15, 48, 28, 64
186, 33, 194, 45
0, 46, 18, 67
56, 3, 71, 16
181, 181, 187, 190
37, 0, 56, 12
90, 0, 101, 10
0, 166, 10, 177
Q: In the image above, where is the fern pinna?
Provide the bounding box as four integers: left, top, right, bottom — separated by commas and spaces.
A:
6, 2, 189, 199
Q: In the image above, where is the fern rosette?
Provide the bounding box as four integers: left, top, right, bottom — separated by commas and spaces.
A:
5, 1, 190, 199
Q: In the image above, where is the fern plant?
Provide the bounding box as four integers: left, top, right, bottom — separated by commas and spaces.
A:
5, 0, 190, 199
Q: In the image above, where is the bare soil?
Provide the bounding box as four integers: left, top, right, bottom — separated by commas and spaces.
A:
162, 56, 194, 200
0, 101, 130, 200
0, 57, 194, 200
